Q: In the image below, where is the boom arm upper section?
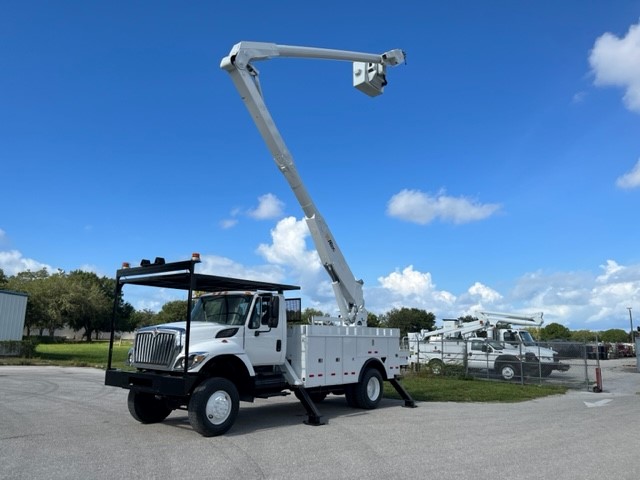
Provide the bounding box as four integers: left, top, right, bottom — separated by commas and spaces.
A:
220, 42, 405, 326
477, 311, 544, 327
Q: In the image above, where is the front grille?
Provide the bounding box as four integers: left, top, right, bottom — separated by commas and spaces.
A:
133, 330, 180, 368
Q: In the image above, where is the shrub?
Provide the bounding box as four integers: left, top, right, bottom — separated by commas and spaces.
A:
0, 338, 39, 358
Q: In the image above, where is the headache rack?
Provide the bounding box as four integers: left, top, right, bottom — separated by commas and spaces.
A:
105, 255, 299, 393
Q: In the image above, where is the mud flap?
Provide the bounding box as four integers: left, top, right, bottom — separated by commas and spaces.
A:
388, 378, 417, 408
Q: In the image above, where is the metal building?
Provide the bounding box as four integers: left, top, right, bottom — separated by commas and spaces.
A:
0, 290, 28, 341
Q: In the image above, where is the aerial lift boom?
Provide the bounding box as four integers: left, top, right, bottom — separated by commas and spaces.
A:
220, 42, 405, 326
417, 319, 489, 340
477, 311, 544, 327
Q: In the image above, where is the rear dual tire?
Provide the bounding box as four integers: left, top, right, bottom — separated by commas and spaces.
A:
345, 368, 384, 409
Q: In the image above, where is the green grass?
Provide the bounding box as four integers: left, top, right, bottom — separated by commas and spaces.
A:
386, 370, 567, 403
0, 341, 131, 369
1, 343, 567, 402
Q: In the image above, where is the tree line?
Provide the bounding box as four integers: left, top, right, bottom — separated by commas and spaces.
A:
1, 268, 133, 341
0, 267, 632, 343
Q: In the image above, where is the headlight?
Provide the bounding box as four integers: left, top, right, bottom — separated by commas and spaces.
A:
126, 348, 134, 366
173, 352, 208, 371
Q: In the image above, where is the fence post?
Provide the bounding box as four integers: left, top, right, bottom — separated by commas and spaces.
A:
583, 342, 590, 391
518, 342, 524, 385
464, 339, 468, 376
594, 334, 602, 392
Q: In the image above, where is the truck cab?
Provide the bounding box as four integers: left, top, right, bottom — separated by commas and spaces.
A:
128, 291, 287, 374
492, 329, 570, 376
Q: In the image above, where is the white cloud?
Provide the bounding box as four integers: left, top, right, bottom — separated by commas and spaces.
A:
589, 20, 640, 113
508, 262, 640, 328
255, 216, 338, 312
247, 193, 284, 220
572, 91, 586, 104
0, 229, 9, 249
198, 253, 286, 283
616, 159, 640, 189
219, 218, 238, 229
378, 265, 436, 296
387, 189, 501, 225
371, 265, 456, 314
365, 259, 640, 331
256, 216, 321, 272
0, 250, 54, 276
219, 194, 285, 229
467, 281, 502, 303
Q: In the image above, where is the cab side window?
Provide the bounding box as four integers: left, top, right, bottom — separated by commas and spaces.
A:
248, 296, 273, 329
249, 298, 262, 329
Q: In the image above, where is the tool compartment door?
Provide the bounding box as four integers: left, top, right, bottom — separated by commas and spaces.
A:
303, 335, 326, 387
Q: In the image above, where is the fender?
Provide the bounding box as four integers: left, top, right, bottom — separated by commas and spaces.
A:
359, 357, 388, 381
188, 339, 256, 377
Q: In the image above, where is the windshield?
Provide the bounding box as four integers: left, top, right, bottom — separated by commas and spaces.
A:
191, 294, 252, 326
518, 331, 536, 346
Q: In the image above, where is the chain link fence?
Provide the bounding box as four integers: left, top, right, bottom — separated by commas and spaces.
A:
408, 337, 636, 391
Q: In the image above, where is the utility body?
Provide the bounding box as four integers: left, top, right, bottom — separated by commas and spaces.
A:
105, 41, 414, 436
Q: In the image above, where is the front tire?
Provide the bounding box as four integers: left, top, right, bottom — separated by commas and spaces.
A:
188, 377, 239, 437
428, 358, 445, 375
351, 368, 384, 409
497, 363, 519, 381
127, 391, 172, 424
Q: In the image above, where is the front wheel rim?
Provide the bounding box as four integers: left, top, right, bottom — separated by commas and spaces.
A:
205, 390, 232, 425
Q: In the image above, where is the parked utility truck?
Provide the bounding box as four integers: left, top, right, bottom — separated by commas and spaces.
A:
471, 311, 570, 376
105, 42, 414, 437
406, 319, 535, 380
407, 311, 569, 379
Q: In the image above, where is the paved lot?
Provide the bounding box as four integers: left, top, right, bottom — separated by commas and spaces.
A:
1, 359, 638, 480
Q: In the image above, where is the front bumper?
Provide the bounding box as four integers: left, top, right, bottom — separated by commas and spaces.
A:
105, 369, 197, 397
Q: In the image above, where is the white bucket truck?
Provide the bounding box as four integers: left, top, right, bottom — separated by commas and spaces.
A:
407, 311, 569, 379
105, 42, 415, 436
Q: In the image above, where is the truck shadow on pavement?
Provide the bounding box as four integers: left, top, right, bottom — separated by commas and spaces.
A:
161, 396, 404, 437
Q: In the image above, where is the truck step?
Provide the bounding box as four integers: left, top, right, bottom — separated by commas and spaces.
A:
253, 373, 288, 392
255, 391, 291, 399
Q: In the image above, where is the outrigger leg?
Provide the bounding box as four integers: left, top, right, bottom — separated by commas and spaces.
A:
295, 387, 327, 426
389, 378, 417, 408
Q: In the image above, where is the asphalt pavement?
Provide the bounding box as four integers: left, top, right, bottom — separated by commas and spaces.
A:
0, 359, 638, 480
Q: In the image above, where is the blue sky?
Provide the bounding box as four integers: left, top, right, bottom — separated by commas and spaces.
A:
2, 1, 640, 332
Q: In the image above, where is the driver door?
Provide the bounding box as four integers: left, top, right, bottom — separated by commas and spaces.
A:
244, 295, 285, 366
468, 339, 491, 370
